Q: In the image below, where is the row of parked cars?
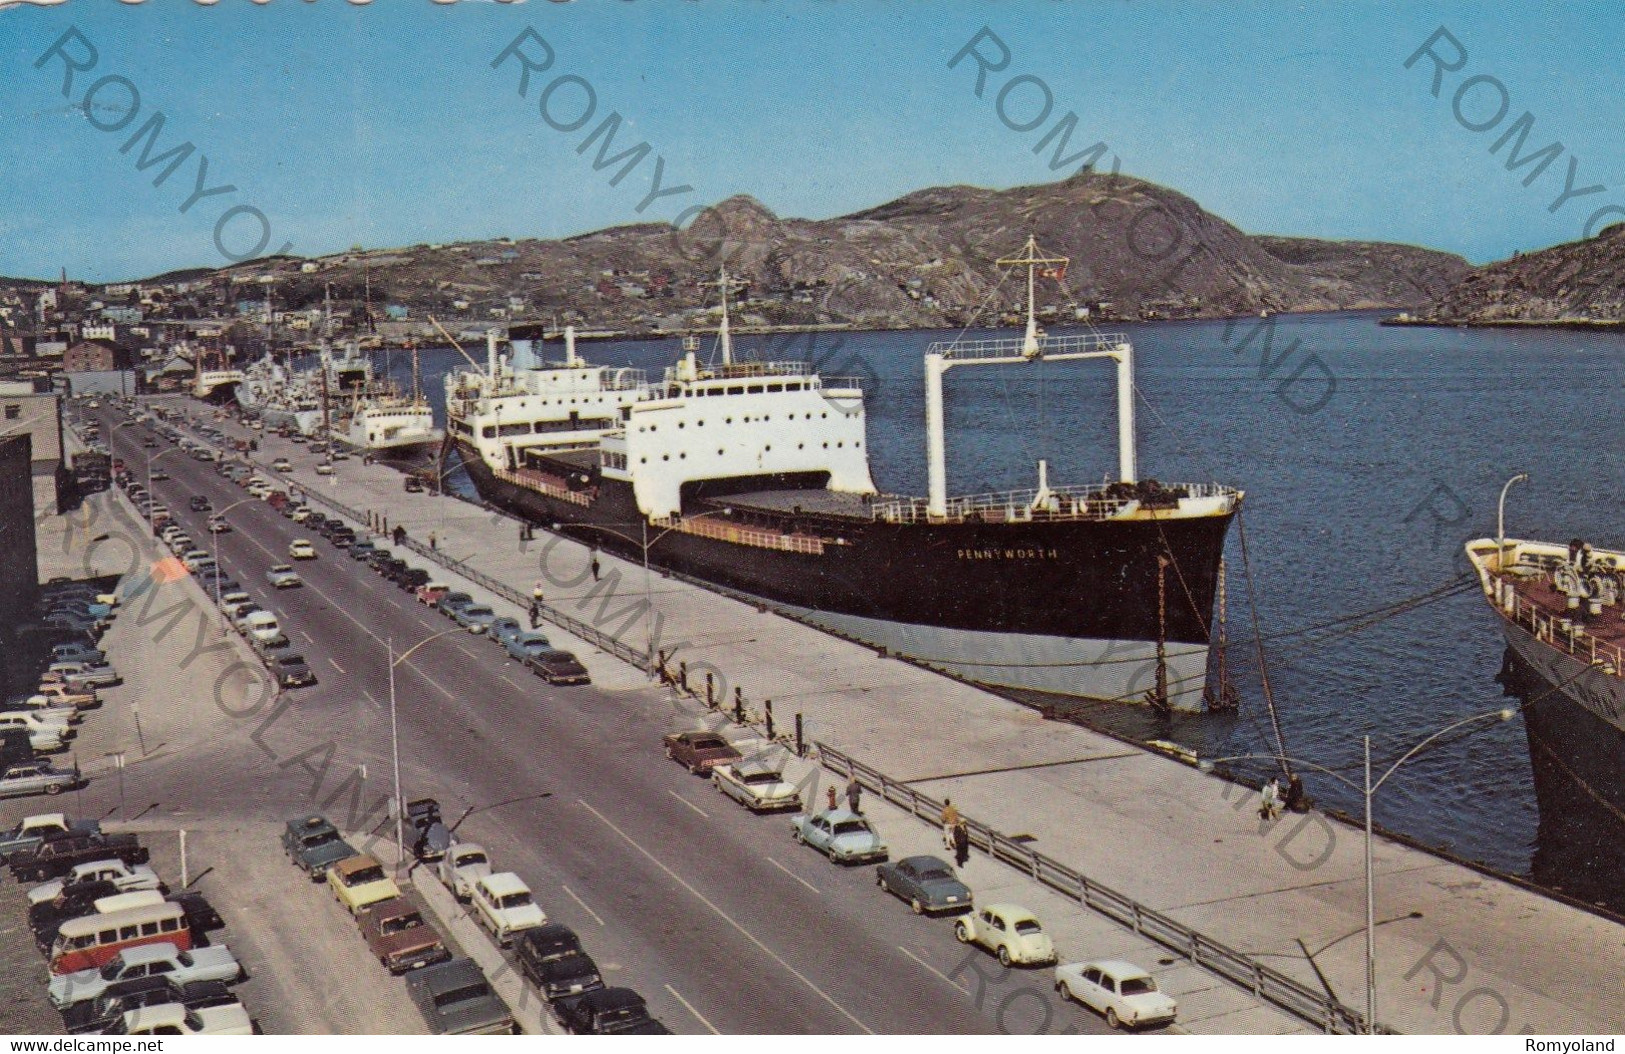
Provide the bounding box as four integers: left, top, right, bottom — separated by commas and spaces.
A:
279, 809, 517, 1035
422, 586, 593, 686
659, 729, 1179, 1030
0, 577, 119, 799
428, 810, 672, 1034
0, 811, 255, 1035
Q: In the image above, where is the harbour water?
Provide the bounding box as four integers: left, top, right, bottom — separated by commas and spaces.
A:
371, 311, 1625, 904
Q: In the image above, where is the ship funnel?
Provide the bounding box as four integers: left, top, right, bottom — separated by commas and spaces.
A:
565, 325, 582, 367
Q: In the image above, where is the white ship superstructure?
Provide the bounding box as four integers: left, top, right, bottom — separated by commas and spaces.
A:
445, 327, 654, 472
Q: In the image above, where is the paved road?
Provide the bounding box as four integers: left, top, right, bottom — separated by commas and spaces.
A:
99, 408, 1113, 1036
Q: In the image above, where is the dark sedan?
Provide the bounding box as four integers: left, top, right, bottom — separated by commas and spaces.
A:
556, 987, 669, 1035
875, 855, 974, 915
526, 649, 591, 686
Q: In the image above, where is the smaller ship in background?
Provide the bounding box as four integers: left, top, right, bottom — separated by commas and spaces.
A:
322, 342, 442, 459
190, 346, 243, 402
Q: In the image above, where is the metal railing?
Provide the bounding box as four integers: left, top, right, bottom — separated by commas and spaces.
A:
815, 741, 1381, 1035
1503, 582, 1625, 675
871, 481, 1238, 525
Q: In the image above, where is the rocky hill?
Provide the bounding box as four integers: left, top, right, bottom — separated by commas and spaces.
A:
1399, 223, 1625, 325
91, 172, 1470, 333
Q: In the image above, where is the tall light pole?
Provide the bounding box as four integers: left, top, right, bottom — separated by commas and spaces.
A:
386, 627, 467, 875
1497, 472, 1529, 563
1200, 705, 1516, 1034
574, 520, 681, 671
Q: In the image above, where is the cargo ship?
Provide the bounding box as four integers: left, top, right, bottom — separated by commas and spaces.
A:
446, 242, 1243, 709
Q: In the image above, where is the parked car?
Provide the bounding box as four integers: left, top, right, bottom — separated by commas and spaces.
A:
348, 540, 377, 562
397, 567, 432, 593
27, 859, 164, 907
48, 942, 242, 1009
0, 813, 99, 865
525, 648, 591, 686
404, 475, 424, 493
406, 799, 452, 862
405, 957, 515, 1035
265, 564, 303, 589
556, 987, 670, 1035
281, 815, 356, 880
516, 923, 605, 1002
437, 842, 492, 901
1054, 960, 1178, 1030
486, 617, 522, 645
453, 604, 496, 633
712, 764, 802, 812
270, 653, 316, 689
502, 631, 551, 661
875, 855, 973, 915
51, 642, 105, 665
328, 854, 401, 915
0, 759, 82, 800
271, 458, 293, 472
103, 1000, 253, 1036
288, 539, 316, 560
0, 712, 69, 752
47, 661, 120, 689
289, 505, 313, 523
791, 808, 888, 865
955, 903, 1057, 967
437, 592, 474, 618
469, 872, 545, 946
663, 729, 743, 774
362, 896, 452, 974
416, 582, 450, 606
10, 832, 149, 883
63, 978, 239, 1035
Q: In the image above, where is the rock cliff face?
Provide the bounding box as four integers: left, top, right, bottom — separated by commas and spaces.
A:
1401, 224, 1625, 325
122, 173, 1471, 331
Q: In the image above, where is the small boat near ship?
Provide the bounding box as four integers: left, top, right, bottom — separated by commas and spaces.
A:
447, 240, 1244, 710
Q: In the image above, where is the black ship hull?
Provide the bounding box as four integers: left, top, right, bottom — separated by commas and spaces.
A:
1498, 646, 1625, 914
458, 443, 1234, 709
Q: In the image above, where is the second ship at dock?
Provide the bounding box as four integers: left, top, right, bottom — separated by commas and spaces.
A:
445, 244, 1243, 710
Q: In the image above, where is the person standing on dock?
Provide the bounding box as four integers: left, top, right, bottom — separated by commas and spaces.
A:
590, 549, 601, 582
953, 820, 970, 868
529, 601, 541, 629
941, 798, 959, 849
1259, 777, 1281, 822
845, 776, 862, 815
430, 531, 437, 550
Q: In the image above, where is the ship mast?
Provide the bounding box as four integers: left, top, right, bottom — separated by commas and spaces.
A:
923, 235, 1137, 518
701, 269, 748, 366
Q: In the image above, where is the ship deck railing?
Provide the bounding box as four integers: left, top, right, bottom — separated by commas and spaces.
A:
927, 332, 1130, 358
870, 481, 1238, 525
492, 464, 594, 507
1498, 570, 1625, 678
651, 512, 830, 555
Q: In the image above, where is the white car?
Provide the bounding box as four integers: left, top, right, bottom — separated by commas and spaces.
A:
0, 712, 69, 751
438, 842, 493, 901
28, 860, 165, 906
105, 1001, 254, 1036
470, 872, 545, 947
266, 564, 303, 589
1054, 960, 1178, 1030
271, 458, 293, 472
315, 462, 335, 476
954, 903, 1056, 967
288, 539, 316, 560
712, 764, 801, 812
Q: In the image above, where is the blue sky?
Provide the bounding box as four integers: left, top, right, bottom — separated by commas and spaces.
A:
2, 1, 1622, 281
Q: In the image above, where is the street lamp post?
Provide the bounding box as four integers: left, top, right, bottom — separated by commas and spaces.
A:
1497, 472, 1529, 562
1199, 706, 1516, 1033
386, 627, 468, 875
573, 520, 681, 672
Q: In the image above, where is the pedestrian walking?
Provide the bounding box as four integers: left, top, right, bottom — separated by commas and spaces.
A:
529, 601, 541, 629
591, 553, 601, 581
430, 531, 437, 550
941, 798, 960, 850
953, 820, 970, 868
845, 776, 862, 815
826, 786, 838, 812
393, 525, 405, 546
1258, 776, 1282, 822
